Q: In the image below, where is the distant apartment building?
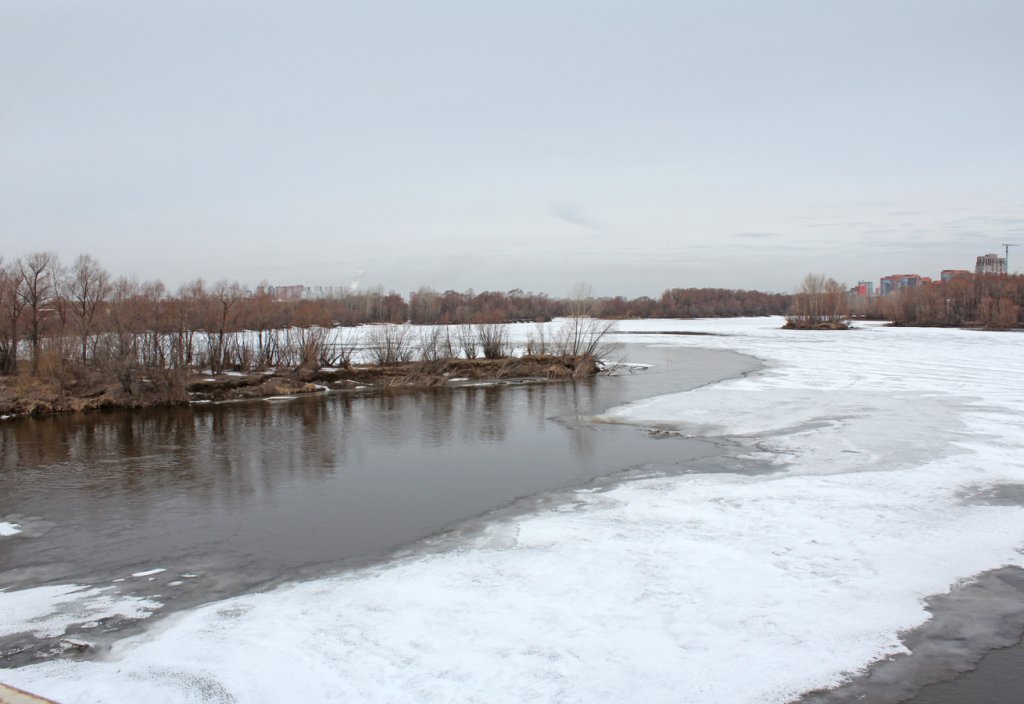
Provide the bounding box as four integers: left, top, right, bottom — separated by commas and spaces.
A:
270, 285, 305, 301
302, 286, 346, 300
852, 280, 875, 297
975, 253, 1007, 275
940, 269, 972, 283
879, 274, 930, 296
262, 284, 351, 301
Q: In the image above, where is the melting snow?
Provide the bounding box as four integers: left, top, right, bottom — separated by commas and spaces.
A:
0, 585, 160, 640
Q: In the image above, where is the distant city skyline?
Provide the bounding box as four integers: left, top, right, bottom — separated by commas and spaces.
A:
3, 1, 1022, 297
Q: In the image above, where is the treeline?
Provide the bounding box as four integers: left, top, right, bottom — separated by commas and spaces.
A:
0, 251, 790, 387
864, 274, 1024, 328
409, 286, 792, 323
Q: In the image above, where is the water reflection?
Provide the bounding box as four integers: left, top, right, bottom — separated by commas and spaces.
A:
0, 383, 672, 594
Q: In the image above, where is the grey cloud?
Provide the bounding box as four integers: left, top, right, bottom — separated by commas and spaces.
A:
549, 203, 619, 239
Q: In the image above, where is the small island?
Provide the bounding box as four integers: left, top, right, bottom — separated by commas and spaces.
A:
782, 274, 851, 330
0, 319, 611, 419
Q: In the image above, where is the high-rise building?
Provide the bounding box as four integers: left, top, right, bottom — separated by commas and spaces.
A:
879, 274, 927, 295
940, 270, 972, 282
854, 281, 874, 297
975, 253, 1007, 275
272, 284, 305, 301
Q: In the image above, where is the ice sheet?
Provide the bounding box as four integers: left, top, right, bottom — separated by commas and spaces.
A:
0, 585, 159, 639
5, 317, 1024, 703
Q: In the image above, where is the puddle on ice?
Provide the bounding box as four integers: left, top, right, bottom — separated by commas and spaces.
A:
958, 483, 1024, 507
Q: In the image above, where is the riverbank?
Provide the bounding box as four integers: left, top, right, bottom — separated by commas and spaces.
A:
0, 354, 600, 419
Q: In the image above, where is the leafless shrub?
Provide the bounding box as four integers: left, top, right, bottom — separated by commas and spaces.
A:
418, 327, 447, 362
256, 329, 285, 368
413, 325, 458, 362
475, 323, 511, 359
439, 326, 457, 359
365, 323, 414, 365
224, 335, 254, 371
525, 323, 548, 356
321, 327, 359, 368
553, 316, 616, 359
290, 326, 332, 369
457, 324, 478, 359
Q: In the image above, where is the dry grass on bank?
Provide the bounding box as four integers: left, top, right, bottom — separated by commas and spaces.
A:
0, 354, 601, 418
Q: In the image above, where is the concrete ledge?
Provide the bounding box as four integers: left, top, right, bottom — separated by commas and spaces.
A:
0, 683, 58, 704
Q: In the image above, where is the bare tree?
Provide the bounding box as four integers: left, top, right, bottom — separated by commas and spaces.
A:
786, 274, 849, 329
553, 317, 616, 358
17, 252, 59, 374
68, 254, 112, 367
100, 276, 142, 392
554, 282, 616, 359
48, 264, 74, 390
174, 279, 207, 369
137, 280, 168, 369
207, 280, 244, 373
566, 282, 594, 319
0, 261, 26, 374
248, 282, 276, 367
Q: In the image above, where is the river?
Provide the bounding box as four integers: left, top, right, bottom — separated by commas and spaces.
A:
5, 328, 1021, 704
0, 344, 759, 666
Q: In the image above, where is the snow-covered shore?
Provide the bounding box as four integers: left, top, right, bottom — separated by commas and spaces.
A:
4, 317, 1024, 703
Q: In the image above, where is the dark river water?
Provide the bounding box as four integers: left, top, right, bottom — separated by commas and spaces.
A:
0, 345, 759, 663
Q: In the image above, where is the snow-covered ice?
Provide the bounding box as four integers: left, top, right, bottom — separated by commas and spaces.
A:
0, 585, 159, 640
4, 317, 1024, 703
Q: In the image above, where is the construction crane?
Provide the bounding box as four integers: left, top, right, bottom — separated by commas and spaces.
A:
1003, 243, 1019, 274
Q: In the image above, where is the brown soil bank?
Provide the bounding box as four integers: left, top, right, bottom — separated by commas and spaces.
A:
0, 355, 601, 418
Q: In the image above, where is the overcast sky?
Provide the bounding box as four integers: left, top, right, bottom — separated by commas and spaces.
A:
3, 0, 1023, 296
